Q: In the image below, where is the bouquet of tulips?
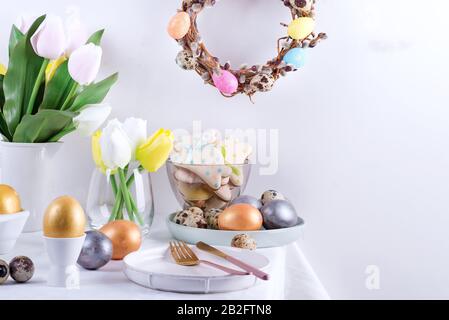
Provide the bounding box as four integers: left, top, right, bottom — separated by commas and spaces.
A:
92, 118, 174, 224
0, 13, 117, 143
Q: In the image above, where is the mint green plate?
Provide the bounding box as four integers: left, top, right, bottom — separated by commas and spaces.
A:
166, 213, 305, 248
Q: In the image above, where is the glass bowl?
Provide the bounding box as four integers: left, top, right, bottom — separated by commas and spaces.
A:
166, 161, 252, 211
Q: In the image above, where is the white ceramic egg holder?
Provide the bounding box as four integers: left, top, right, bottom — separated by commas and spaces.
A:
44, 235, 86, 288
0, 211, 29, 254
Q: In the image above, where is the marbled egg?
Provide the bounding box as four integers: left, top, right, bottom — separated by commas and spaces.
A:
212, 70, 239, 95
218, 204, 263, 231
77, 231, 113, 270
283, 48, 306, 69
261, 200, 299, 230
176, 50, 197, 70
9, 256, 34, 283
167, 12, 191, 40
249, 73, 275, 92
0, 260, 9, 284
288, 17, 315, 40
231, 196, 263, 210
261, 190, 286, 206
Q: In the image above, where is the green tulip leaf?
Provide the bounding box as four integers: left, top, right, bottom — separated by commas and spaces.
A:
87, 29, 105, 45
0, 74, 4, 108
13, 110, 75, 143
2, 15, 46, 135
9, 25, 24, 58
69, 73, 118, 112
40, 61, 74, 110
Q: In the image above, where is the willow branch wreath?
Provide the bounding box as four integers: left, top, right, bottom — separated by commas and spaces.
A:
167, 0, 327, 100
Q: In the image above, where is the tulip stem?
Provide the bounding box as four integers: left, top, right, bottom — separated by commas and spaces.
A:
118, 168, 135, 223
61, 82, 79, 111
26, 59, 49, 115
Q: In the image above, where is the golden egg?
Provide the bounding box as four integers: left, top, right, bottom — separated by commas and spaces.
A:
43, 196, 86, 238
167, 12, 191, 40
218, 204, 263, 231
0, 184, 22, 215
100, 221, 142, 260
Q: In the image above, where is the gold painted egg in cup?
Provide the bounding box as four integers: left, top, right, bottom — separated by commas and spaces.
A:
43, 196, 87, 238
0, 184, 22, 215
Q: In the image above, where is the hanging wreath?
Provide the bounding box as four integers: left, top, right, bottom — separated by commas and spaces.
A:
167, 0, 327, 100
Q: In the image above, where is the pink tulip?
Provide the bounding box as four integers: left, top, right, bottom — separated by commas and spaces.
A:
16, 13, 39, 34
30, 15, 66, 60
65, 19, 88, 56
68, 43, 102, 85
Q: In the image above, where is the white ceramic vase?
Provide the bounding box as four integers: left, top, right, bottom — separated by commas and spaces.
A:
0, 142, 62, 232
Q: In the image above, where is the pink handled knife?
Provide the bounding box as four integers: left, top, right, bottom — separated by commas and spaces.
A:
196, 242, 270, 281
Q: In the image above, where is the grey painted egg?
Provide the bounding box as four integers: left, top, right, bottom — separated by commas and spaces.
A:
0, 260, 9, 285
231, 195, 263, 210
261, 190, 286, 206
261, 200, 300, 230
176, 50, 197, 70
9, 256, 34, 283
249, 73, 275, 92
77, 231, 113, 271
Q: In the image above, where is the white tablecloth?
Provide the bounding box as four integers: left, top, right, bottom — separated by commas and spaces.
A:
0, 222, 329, 300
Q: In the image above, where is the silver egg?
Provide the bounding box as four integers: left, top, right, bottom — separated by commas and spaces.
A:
77, 231, 113, 271
261, 200, 300, 230
231, 195, 263, 210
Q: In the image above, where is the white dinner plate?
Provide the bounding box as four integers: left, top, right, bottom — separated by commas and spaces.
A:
166, 213, 305, 248
124, 245, 270, 294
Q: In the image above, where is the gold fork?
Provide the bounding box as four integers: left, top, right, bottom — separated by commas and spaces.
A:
169, 241, 249, 276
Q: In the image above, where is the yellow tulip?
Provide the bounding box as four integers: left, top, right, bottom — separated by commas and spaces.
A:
136, 129, 174, 173
92, 130, 110, 174
0, 63, 6, 76
45, 56, 67, 82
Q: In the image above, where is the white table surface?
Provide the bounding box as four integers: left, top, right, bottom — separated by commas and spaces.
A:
0, 222, 329, 300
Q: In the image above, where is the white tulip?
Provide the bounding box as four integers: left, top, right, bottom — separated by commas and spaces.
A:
68, 43, 102, 85
30, 15, 66, 60
74, 104, 112, 137
100, 119, 132, 170
122, 118, 147, 159
16, 13, 39, 34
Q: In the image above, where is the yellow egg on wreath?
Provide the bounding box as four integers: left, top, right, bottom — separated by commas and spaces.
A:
43, 196, 87, 238
0, 184, 22, 215
288, 17, 315, 40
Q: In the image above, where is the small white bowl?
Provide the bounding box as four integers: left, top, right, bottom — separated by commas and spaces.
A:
0, 211, 30, 254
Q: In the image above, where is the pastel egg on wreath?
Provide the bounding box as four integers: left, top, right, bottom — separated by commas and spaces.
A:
283, 48, 306, 69
176, 50, 197, 70
212, 70, 239, 95
288, 17, 315, 40
249, 73, 275, 93
167, 12, 191, 40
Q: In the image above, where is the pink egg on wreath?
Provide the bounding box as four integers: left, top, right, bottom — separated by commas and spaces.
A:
212, 70, 239, 95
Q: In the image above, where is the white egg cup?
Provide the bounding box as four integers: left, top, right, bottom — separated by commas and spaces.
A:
0, 211, 30, 254
44, 235, 86, 289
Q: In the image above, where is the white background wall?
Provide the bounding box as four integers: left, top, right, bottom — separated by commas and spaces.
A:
1, 0, 449, 299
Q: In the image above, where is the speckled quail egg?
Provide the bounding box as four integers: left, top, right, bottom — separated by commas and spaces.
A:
261, 190, 286, 206
249, 73, 275, 92
174, 209, 208, 229
205, 208, 223, 229
176, 50, 197, 70
231, 234, 257, 251
0, 260, 9, 284
289, 0, 313, 12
